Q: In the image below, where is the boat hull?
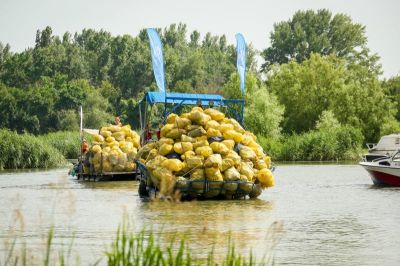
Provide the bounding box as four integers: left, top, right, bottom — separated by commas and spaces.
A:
360, 162, 400, 186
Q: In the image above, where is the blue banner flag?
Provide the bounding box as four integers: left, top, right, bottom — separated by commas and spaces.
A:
147, 28, 166, 92
235, 33, 246, 93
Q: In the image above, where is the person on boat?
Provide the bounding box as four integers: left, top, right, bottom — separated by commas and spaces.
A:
114, 116, 122, 126
142, 124, 153, 144
81, 139, 88, 154
196, 100, 203, 109
156, 123, 163, 140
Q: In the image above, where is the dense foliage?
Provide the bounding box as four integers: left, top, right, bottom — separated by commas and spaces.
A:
37, 131, 81, 159
266, 54, 397, 142
0, 129, 66, 169
261, 9, 381, 75
223, 73, 284, 139
258, 126, 364, 161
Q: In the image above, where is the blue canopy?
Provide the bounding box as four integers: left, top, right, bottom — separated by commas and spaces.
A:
145, 92, 226, 106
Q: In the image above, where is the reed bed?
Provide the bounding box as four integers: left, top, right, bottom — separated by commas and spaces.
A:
0, 129, 66, 169
37, 131, 81, 159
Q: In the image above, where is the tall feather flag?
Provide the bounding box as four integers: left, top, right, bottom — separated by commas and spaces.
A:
147, 28, 166, 92
235, 33, 246, 93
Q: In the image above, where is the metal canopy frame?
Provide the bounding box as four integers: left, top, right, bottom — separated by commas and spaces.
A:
137, 92, 245, 132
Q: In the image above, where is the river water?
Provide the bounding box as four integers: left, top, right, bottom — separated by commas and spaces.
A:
0, 164, 399, 265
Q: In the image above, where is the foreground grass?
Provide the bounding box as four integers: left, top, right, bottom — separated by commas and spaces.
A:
1, 221, 282, 266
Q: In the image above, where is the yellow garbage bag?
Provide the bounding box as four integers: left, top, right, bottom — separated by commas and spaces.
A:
180, 112, 190, 119
93, 134, 105, 143
102, 146, 111, 153
190, 168, 206, 191
118, 152, 127, 165
204, 108, 225, 121
185, 124, 202, 132
223, 166, 241, 181
224, 150, 242, 166
159, 143, 173, 156
189, 111, 211, 126
91, 144, 102, 154
185, 155, 204, 169
174, 117, 191, 129
159, 137, 175, 145
108, 150, 119, 165
207, 128, 222, 138
181, 134, 195, 143
161, 158, 185, 172
193, 140, 209, 149
108, 125, 121, 133
222, 140, 235, 150
257, 168, 275, 188
146, 155, 167, 171
187, 127, 207, 138
112, 131, 125, 141
238, 161, 255, 181
100, 129, 112, 138
229, 118, 245, 133
221, 158, 235, 172
102, 161, 112, 172
181, 150, 196, 160
210, 142, 229, 155
173, 142, 193, 154
205, 120, 220, 130
239, 146, 257, 161
205, 167, 223, 181
124, 162, 136, 172
166, 128, 186, 139
218, 123, 234, 133
106, 136, 116, 143
204, 154, 222, 169
195, 146, 213, 158
167, 113, 178, 124
254, 159, 268, 170
160, 124, 175, 138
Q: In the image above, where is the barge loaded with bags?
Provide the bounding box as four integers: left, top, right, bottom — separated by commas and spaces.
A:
134, 30, 275, 199
134, 92, 275, 200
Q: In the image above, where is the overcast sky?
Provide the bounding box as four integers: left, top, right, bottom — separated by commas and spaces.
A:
1, 0, 399, 78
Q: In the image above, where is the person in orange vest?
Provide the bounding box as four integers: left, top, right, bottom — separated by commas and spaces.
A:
81, 139, 88, 154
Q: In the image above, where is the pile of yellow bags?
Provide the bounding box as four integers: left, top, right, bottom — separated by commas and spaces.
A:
136, 107, 275, 199
84, 124, 140, 174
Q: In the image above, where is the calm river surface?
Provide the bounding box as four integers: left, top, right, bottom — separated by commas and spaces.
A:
1, 164, 399, 265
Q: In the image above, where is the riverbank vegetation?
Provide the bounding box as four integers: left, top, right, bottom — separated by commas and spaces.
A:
0, 129, 79, 169
0, 9, 399, 167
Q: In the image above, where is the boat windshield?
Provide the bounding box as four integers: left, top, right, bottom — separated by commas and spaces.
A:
392, 151, 400, 162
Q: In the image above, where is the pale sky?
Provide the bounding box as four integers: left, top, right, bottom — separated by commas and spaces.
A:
1, 0, 399, 78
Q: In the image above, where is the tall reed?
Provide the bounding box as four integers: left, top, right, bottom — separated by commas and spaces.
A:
0, 129, 66, 169
38, 131, 81, 159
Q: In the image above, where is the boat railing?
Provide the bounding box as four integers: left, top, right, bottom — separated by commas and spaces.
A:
366, 143, 376, 150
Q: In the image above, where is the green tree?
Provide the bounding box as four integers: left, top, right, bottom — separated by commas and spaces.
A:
224, 73, 284, 138
261, 9, 380, 74
267, 54, 395, 142
382, 75, 400, 121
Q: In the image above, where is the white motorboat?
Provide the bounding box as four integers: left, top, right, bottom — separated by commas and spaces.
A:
363, 134, 400, 162
360, 150, 400, 186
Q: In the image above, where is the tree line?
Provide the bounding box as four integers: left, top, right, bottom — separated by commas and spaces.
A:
0, 9, 399, 144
